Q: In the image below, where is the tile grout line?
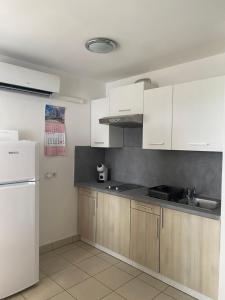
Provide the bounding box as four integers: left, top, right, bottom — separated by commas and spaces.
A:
94, 270, 135, 293
41, 242, 168, 299
26, 243, 88, 300
151, 290, 163, 300
22, 280, 67, 300
47, 245, 135, 299
25, 241, 191, 300
22, 242, 112, 300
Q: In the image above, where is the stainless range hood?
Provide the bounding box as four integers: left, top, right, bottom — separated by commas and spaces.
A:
99, 114, 143, 128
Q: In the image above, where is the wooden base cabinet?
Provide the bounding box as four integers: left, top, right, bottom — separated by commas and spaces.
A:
130, 207, 160, 272
78, 189, 220, 299
96, 193, 130, 258
160, 208, 220, 300
78, 188, 97, 242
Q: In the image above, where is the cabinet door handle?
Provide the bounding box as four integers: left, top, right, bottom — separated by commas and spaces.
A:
93, 198, 96, 216
188, 142, 209, 146
148, 142, 165, 145
118, 109, 131, 112
156, 217, 160, 238
161, 208, 164, 228
94, 141, 104, 144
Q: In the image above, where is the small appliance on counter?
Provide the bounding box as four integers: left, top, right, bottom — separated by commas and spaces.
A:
148, 185, 184, 201
97, 163, 108, 182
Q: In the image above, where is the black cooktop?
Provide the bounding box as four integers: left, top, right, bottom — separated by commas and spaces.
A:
105, 183, 142, 192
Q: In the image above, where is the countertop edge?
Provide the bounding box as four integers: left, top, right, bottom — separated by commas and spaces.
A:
75, 181, 221, 221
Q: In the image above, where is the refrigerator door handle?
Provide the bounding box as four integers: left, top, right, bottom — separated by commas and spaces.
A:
0, 181, 36, 190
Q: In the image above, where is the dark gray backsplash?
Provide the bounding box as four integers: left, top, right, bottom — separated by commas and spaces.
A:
74, 146, 105, 182
105, 148, 222, 199
74, 129, 222, 199
123, 128, 142, 147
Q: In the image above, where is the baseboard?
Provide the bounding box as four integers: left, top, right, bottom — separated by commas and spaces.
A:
81, 237, 212, 300
40, 234, 80, 254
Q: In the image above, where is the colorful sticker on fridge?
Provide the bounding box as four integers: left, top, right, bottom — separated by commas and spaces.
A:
44, 104, 66, 156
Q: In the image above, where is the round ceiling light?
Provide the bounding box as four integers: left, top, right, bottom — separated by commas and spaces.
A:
85, 38, 118, 53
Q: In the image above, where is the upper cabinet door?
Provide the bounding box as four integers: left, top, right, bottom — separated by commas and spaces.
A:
109, 82, 144, 116
172, 77, 225, 152
91, 98, 123, 148
91, 98, 110, 147
143, 86, 173, 150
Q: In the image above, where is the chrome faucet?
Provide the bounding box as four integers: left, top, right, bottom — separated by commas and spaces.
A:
186, 187, 197, 206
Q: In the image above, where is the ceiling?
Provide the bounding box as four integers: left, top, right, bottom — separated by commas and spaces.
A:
1, 0, 225, 81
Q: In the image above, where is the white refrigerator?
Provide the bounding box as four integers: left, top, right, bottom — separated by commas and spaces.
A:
0, 141, 39, 299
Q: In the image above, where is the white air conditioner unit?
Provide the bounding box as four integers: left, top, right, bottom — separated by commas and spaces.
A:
0, 62, 60, 97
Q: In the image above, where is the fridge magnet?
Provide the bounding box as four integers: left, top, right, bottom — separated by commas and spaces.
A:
44, 104, 66, 156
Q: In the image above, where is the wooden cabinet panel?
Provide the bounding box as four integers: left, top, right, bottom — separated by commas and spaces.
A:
130, 209, 146, 267
79, 187, 97, 198
96, 193, 130, 258
78, 188, 96, 242
131, 200, 161, 215
172, 76, 225, 151
146, 212, 160, 272
160, 208, 220, 299
130, 208, 160, 272
143, 86, 173, 150
109, 82, 144, 116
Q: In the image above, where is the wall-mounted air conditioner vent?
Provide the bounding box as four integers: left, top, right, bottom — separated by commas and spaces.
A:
0, 62, 60, 97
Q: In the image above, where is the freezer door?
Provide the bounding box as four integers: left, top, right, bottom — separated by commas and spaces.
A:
0, 141, 39, 184
0, 182, 39, 299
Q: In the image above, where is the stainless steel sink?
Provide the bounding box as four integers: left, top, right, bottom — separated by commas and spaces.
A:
178, 197, 220, 211
194, 197, 220, 210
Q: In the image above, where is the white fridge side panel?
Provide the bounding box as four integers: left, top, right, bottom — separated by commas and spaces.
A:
0, 182, 39, 299
0, 141, 39, 184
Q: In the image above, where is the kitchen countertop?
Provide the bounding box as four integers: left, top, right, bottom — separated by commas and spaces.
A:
75, 181, 221, 220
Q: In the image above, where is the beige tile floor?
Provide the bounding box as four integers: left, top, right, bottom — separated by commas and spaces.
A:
7, 241, 197, 300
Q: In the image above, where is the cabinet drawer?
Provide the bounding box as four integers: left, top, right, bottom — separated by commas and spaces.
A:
79, 188, 97, 199
131, 200, 160, 215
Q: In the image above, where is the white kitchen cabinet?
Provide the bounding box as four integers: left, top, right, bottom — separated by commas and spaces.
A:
109, 82, 144, 116
172, 76, 225, 152
143, 86, 173, 150
91, 98, 123, 148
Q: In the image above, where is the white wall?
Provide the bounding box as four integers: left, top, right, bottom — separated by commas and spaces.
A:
0, 57, 104, 246
106, 52, 225, 91
0, 53, 105, 101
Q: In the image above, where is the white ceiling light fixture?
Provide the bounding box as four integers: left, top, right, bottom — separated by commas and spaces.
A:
85, 37, 118, 53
